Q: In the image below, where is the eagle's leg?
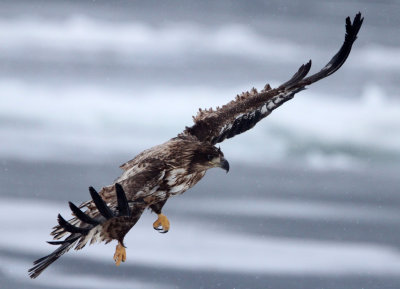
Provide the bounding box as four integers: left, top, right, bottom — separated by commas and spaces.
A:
150, 200, 170, 233
113, 241, 126, 266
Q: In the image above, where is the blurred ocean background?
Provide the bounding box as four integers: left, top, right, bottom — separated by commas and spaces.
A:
1, 1, 400, 288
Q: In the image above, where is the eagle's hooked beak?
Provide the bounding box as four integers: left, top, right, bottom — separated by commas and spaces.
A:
219, 157, 230, 173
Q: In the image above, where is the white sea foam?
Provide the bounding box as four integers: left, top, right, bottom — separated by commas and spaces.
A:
1, 77, 399, 169
1, 16, 399, 169
0, 16, 305, 62
172, 197, 400, 223
2, 255, 165, 289
1, 198, 400, 278
1, 16, 400, 71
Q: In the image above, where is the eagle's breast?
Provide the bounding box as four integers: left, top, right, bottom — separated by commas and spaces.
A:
165, 168, 206, 196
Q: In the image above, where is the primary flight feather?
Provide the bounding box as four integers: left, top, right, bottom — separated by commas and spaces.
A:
29, 12, 363, 278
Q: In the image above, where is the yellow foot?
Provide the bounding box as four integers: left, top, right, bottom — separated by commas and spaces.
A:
153, 213, 170, 233
113, 242, 126, 266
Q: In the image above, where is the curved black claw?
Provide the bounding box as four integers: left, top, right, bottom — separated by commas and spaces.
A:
155, 228, 169, 234
153, 213, 170, 234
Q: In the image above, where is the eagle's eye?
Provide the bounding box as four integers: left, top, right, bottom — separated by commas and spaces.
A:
207, 154, 214, 161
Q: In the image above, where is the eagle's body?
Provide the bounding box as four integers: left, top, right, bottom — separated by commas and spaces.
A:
101, 135, 209, 207
53, 135, 219, 250
29, 13, 363, 279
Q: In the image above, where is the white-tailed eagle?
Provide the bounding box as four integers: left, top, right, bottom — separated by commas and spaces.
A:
29, 13, 363, 278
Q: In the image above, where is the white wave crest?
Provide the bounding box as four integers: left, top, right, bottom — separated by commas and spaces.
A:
0, 16, 303, 62
1, 77, 399, 170
1, 15, 399, 72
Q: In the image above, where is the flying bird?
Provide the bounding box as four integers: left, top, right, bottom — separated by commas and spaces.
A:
29, 12, 363, 278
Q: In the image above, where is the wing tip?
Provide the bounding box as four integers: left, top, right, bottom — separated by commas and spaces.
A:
88, 186, 114, 220
345, 12, 364, 43
115, 183, 131, 217
57, 213, 89, 234
297, 12, 363, 86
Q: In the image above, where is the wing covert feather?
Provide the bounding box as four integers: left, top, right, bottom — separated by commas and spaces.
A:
184, 13, 363, 144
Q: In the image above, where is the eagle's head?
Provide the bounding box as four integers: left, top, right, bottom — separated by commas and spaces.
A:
190, 145, 229, 173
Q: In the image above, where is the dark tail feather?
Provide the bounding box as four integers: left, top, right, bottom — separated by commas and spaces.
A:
28, 234, 79, 279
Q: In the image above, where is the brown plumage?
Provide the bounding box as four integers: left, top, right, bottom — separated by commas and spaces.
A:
29, 13, 363, 279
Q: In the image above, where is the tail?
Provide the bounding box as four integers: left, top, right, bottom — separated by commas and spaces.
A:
28, 234, 80, 279
29, 183, 136, 279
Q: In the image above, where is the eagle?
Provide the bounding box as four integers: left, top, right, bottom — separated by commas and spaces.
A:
29, 13, 363, 278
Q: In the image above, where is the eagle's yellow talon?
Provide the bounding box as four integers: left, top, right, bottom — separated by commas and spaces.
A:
113, 242, 126, 266
153, 213, 170, 233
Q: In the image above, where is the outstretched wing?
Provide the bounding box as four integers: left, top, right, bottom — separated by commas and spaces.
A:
29, 158, 167, 279
29, 184, 144, 278
184, 13, 363, 145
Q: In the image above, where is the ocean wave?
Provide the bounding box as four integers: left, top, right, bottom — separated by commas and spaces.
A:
0, 16, 304, 62
1, 15, 400, 72
2, 198, 400, 277
1, 78, 399, 169
1, 16, 399, 169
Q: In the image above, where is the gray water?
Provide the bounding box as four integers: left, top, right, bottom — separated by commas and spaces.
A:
1, 1, 400, 288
